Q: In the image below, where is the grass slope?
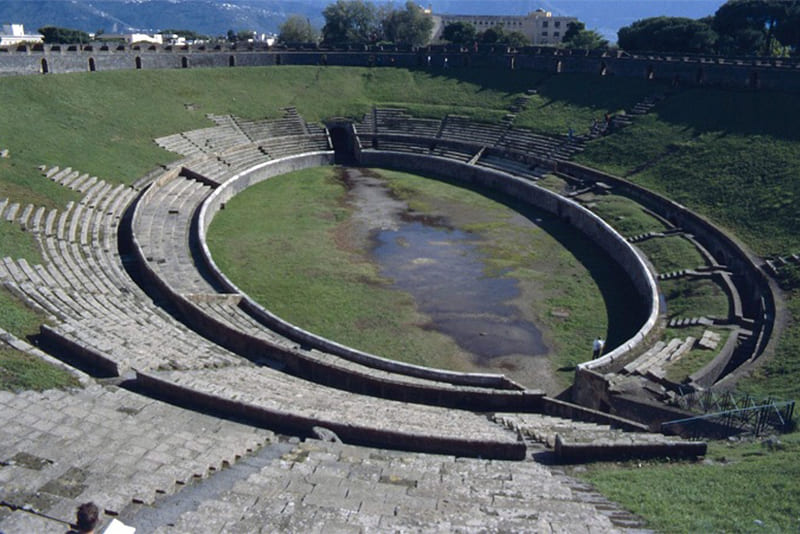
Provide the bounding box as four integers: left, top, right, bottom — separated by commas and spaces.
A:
580, 434, 800, 533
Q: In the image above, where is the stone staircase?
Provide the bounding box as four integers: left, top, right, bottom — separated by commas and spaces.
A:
494, 413, 705, 462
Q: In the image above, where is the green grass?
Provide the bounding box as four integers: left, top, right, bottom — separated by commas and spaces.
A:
577, 87, 800, 257
587, 194, 669, 237
207, 166, 635, 385
660, 278, 730, 320
1, 64, 800, 531
0, 222, 43, 264
0, 347, 79, 392
635, 235, 708, 273
207, 167, 468, 371
0, 287, 76, 392
579, 433, 800, 534
514, 73, 663, 136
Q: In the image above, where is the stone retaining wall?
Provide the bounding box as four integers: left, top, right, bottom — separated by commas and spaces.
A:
130, 153, 549, 412
2, 45, 800, 91
559, 161, 778, 412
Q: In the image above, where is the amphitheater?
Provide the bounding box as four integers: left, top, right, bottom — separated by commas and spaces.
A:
0, 46, 793, 533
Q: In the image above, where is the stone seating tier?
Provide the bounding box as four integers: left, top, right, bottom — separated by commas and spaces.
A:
137, 366, 525, 460
145, 438, 639, 534
0, 383, 272, 531
440, 115, 508, 146
495, 413, 706, 461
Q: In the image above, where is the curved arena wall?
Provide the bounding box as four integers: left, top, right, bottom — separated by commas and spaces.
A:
355, 151, 661, 368
187, 151, 659, 396
192, 153, 527, 392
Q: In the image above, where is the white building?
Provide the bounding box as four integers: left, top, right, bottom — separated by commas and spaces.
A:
126, 33, 163, 45
0, 24, 43, 45
432, 9, 577, 46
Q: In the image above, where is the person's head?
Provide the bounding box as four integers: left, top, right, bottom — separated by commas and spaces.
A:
76, 502, 99, 533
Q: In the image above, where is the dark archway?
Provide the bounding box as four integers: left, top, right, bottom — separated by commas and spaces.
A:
135, 56, 142, 69
748, 70, 759, 89
328, 124, 356, 164
40, 58, 49, 74
88, 57, 96, 72
181, 56, 189, 69
229, 55, 236, 67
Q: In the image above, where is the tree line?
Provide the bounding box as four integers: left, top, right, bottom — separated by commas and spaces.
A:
618, 0, 800, 55
279, 0, 607, 49
36, 0, 797, 56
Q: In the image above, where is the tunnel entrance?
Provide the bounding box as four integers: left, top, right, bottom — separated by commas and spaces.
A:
328, 123, 357, 164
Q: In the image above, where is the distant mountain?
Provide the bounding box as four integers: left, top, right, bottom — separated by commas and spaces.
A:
0, 0, 724, 42
0, 0, 329, 36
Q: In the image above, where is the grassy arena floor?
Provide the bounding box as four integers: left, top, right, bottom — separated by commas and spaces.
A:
0, 65, 799, 531
207, 166, 639, 390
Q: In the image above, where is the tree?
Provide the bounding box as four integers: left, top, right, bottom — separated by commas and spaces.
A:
279, 15, 318, 43
381, 1, 433, 47
713, 0, 786, 55
322, 0, 378, 46
562, 21, 585, 43
562, 22, 608, 50
618, 17, 717, 53
38, 26, 91, 44
237, 30, 256, 42
505, 31, 530, 48
442, 21, 476, 45
479, 25, 505, 44
775, 2, 800, 53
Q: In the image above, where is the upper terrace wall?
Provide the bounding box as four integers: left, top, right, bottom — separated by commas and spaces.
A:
2, 43, 800, 91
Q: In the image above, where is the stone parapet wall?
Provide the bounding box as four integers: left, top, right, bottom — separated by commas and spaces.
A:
1, 45, 800, 90
135, 370, 528, 460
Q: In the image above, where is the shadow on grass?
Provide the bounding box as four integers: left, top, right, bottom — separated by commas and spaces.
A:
424, 67, 800, 142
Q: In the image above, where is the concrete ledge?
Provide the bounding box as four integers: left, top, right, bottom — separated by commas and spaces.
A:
539, 396, 649, 432
689, 330, 739, 388
39, 323, 120, 378
135, 370, 527, 461
554, 434, 707, 463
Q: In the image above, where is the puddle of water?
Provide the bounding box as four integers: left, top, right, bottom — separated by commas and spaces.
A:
373, 221, 547, 360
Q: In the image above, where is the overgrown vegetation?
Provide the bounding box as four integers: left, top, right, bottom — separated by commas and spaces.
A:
579, 433, 800, 533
